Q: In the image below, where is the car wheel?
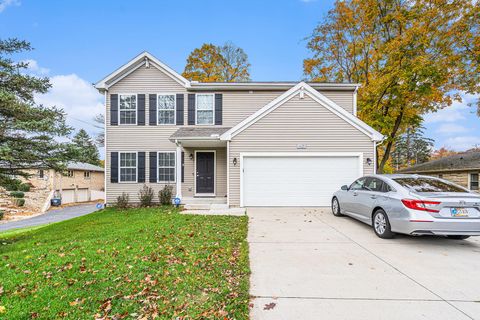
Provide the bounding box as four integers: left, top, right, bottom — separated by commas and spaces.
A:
331, 197, 343, 217
446, 235, 470, 240
372, 209, 394, 239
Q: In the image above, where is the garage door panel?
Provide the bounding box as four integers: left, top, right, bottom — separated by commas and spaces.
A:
243, 156, 360, 207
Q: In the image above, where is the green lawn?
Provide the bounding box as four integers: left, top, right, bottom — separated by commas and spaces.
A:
0, 207, 250, 319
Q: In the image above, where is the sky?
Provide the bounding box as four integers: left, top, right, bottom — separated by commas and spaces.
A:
1, 0, 479, 154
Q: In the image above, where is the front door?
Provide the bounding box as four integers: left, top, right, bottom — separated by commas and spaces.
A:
196, 152, 215, 194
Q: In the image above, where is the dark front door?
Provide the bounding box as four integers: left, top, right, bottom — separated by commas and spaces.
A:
196, 152, 215, 194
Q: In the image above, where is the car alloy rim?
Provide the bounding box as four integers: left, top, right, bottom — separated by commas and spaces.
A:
374, 213, 386, 234
332, 199, 339, 213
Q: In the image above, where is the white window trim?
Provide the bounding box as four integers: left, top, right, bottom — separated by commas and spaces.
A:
469, 172, 479, 191
118, 151, 138, 183
195, 93, 215, 125
157, 151, 176, 183
156, 93, 176, 125
118, 93, 138, 125
194, 150, 216, 196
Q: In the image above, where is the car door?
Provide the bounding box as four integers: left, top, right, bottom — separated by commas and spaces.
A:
342, 177, 367, 215
355, 177, 384, 221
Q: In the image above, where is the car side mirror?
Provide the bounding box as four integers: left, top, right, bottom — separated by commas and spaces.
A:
341, 185, 349, 191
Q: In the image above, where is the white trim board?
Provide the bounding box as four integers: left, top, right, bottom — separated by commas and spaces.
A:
220, 82, 384, 142
239, 152, 363, 207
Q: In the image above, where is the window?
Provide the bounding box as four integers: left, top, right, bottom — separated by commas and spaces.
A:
119, 152, 137, 182
158, 152, 175, 182
196, 93, 214, 125
84, 171, 91, 179
38, 169, 44, 178
350, 178, 367, 191
470, 173, 479, 191
393, 177, 466, 193
438, 174, 443, 179
158, 94, 175, 125
364, 178, 385, 192
66, 170, 74, 177
119, 94, 137, 124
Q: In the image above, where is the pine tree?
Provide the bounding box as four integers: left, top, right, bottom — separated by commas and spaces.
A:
71, 129, 100, 165
0, 38, 77, 187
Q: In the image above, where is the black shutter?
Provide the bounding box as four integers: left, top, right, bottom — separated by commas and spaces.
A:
215, 94, 223, 125
110, 152, 118, 183
149, 94, 157, 125
188, 94, 195, 125
137, 152, 145, 182
176, 94, 184, 125
149, 152, 157, 183
110, 94, 118, 126
181, 151, 185, 183
137, 94, 145, 125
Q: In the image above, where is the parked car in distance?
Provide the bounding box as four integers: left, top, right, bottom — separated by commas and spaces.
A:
332, 174, 480, 239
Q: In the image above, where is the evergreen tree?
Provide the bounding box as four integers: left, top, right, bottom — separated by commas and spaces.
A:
391, 127, 434, 171
0, 38, 77, 186
71, 129, 100, 165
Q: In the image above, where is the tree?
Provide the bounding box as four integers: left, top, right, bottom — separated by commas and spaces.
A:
93, 113, 104, 147
391, 126, 433, 171
182, 42, 251, 82
430, 147, 458, 160
304, 0, 479, 173
0, 38, 76, 186
71, 129, 100, 165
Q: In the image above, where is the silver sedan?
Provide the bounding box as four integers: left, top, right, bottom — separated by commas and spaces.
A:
332, 174, 480, 239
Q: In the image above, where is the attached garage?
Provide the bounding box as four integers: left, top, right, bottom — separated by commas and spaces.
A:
77, 188, 90, 202
241, 153, 362, 207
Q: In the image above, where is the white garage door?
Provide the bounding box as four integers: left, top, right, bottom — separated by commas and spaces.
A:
61, 189, 75, 204
77, 188, 89, 202
242, 155, 362, 207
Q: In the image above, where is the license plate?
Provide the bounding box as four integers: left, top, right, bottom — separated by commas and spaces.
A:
450, 207, 469, 217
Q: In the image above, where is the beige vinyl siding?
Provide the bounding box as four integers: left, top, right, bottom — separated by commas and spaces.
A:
228, 93, 374, 207
319, 90, 355, 114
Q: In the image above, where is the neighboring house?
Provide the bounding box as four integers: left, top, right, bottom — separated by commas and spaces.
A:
26, 162, 105, 204
94, 52, 383, 207
398, 152, 480, 192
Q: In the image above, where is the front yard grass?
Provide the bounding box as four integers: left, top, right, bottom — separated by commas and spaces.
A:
0, 207, 249, 319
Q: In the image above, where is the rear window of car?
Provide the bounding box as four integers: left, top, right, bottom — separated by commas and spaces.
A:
393, 177, 466, 193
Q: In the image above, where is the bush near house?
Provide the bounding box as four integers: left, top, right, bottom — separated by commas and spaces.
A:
159, 185, 173, 205
0, 207, 250, 319
138, 184, 154, 207
114, 192, 129, 209
9, 191, 24, 198
13, 198, 25, 207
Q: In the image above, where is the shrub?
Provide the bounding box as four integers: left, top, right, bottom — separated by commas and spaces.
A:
159, 185, 173, 205
4, 178, 22, 191
138, 184, 154, 207
0, 210, 4, 220
18, 183, 31, 192
14, 198, 25, 207
10, 191, 25, 198
115, 193, 129, 209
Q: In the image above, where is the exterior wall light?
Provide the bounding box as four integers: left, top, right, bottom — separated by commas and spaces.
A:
233, 158, 238, 166
366, 158, 373, 166
189, 153, 194, 160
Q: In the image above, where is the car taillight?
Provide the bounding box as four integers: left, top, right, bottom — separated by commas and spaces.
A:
401, 199, 441, 213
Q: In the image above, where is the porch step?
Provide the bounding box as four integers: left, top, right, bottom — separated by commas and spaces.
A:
183, 203, 229, 210
182, 197, 227, 205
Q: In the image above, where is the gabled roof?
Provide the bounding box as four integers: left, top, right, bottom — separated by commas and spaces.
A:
398, 151, 480, 173
94, 51, 191, 91
220, 82, 384, 141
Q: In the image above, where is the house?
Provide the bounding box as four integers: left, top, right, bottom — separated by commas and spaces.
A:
398, 151, 480, 192
94, 52, 383, 208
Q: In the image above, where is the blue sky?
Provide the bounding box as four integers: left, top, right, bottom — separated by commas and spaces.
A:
1, 0, 479, 152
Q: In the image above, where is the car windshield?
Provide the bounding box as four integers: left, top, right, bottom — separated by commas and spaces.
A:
393, 177, 466, 193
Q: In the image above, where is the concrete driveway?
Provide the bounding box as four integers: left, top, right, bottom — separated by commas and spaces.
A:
248, 207, 480, 320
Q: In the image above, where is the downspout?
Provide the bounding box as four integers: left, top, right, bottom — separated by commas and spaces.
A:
103, 89, 108, 205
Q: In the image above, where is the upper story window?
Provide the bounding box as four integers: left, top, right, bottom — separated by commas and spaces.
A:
119, 152, 137, 182
470, 173, 479, 191
196, 93, 214, 125
66, 170, 74, 177
158, 94, 175, 125
38, 169, 44, 178
119, 94, 137, 125
84, 171, 91, 179
158, 152, 175, 182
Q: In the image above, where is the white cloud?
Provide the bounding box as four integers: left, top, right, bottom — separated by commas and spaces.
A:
435, 123, 468, 135
35, 74, 104, 139
0, 0, 20, 13
22, 59, 50, 75
424, 93, 478, 124
443, 136, 480, 151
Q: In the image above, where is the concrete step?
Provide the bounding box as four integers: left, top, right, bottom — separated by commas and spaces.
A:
183, 204, 211, 210
182, 197, 227, 205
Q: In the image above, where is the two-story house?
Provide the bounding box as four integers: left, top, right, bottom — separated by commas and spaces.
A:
95, 52, 383, 208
